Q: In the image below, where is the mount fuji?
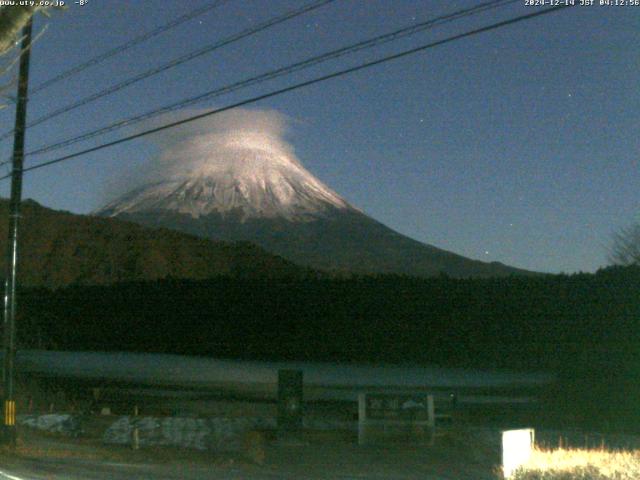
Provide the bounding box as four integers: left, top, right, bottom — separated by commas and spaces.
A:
96, 110, 532, 278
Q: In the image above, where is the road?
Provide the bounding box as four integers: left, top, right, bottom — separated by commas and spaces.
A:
0, 424, 500, 479
0, 440, 496, 480
0, 459, 461, 480
0, 458, 292, 480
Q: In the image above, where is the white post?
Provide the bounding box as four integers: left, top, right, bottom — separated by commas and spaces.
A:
358, 393, 366, 446
426, 395, 435, 428
132, 405, 140, 450
427, 394, 435, 445
502, 428, 535, 478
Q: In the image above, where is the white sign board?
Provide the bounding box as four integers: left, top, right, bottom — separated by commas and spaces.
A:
502, 428, 535, 478
358, 393, 435, 445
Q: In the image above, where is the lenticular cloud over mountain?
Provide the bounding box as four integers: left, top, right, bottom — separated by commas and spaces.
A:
97, 108, 533, 278
101, 109, 352, 221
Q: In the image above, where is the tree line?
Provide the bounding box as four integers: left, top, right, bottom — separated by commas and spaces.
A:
14, 265, 640, 430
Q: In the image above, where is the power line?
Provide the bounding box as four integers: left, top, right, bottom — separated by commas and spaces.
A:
29, 0, 230, 95
22, 0, 516, 160
0, 4, 572, 182
0, 0, 336, 143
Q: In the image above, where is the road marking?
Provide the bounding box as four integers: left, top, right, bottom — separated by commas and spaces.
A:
0, 469, 27, 480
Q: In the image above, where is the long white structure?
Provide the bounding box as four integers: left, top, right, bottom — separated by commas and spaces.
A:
15, 350, 553, 402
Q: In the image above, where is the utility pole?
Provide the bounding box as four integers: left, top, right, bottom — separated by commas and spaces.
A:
2, 17, 33, 446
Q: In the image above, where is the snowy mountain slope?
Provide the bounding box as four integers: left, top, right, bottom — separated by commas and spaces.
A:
96, 109, 535, 278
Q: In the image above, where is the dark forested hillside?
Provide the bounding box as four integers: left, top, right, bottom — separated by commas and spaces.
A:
0, 199, 307, 288
17, 266, 640, 429
18, 266, 638, 368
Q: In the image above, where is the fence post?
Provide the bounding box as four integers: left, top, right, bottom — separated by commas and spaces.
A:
132, 405, 139, 450
358, 393, 366, 446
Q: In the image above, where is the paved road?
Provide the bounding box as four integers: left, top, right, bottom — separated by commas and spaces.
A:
0, 427, 499, 479
0, 461, 453, 480
0, 459, 286, 480
0, 445, 491, 480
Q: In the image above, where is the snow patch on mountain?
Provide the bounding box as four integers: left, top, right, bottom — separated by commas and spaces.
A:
98, 109, 353, 221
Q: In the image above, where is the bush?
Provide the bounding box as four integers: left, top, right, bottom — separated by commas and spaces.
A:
512, 465, 609, 480
509, 448, 640, 480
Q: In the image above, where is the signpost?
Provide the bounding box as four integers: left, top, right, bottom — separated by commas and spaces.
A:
358, 393, 437, 445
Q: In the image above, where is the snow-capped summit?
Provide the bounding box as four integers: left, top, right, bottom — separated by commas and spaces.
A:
98, 116, 352, 221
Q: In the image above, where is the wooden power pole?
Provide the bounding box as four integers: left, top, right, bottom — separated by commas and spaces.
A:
2, 17, 33, 445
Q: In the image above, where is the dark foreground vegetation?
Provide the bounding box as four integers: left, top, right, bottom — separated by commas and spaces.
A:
16, 265, 640, 431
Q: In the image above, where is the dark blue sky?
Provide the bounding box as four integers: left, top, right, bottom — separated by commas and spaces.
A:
0, 0, 637, 273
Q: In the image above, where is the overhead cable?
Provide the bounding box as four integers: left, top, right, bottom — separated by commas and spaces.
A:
0, 4, 572, 180
30, 0, 231, 95
0, 0, 336, 143
23, 0, 517, 159
0, 4, 573, 182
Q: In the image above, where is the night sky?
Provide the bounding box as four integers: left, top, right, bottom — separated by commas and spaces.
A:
0, 0, 637, 274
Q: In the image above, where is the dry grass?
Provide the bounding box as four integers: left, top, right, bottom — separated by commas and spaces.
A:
512, 447, 640, 479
